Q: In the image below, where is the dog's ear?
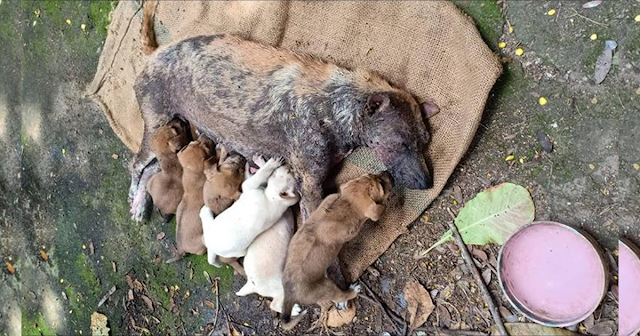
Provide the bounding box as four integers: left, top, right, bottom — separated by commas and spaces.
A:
216, 144, 228, 165
203, 156, 219, 174
366, 93, 390, 116
420, 101, 440, 120
364, 203, 386, 221
279, 189, 299, 201
168, 136, 185, 153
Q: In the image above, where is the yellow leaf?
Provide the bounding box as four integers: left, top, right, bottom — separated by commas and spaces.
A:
538, 97, 548, 105
547, 9, 556, 15
60, 279, 64, 283
498, 41, 507, 49
82, 244, 86, 249
65, 19, 72, 25
633, 163, 640, 170
515, 48, 524, 56
6, 262, 15, 274
204, 300, 215, 308
589, 164, 596, 170
636, 87, 640, 95
505, 155, 515, 161
62, 148, 66, 154
635, 14, 640, 22
40, 250, 48, 261
590, 33, 598, 40
591, 97, 598, 104
508, 26, 514, 33
519, 157, 525, 164
80, 23, 86, 31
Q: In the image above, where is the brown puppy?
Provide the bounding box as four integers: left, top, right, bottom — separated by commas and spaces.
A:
146, 118, 192, 218
202, 144, 247, 275
166, 135, 215, 263
281, 172, 394, 329
203, 145, 246, 216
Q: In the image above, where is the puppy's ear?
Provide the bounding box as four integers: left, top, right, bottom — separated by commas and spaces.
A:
364, 203, 386, 221
203, 156, 219, 173
279, 189, 299, 201
168, 136, 185, 153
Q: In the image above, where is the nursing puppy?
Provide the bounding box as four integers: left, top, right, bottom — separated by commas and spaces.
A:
146, 118, 191, 218
235, 208, 294, 313
166, 135, 215, 263
200, 156, 299, 267
280, 172, 394, 329
202, 145, 246, 216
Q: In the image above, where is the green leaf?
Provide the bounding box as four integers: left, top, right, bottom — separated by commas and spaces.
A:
423, 183, 534, 255
491, 323, 578, 335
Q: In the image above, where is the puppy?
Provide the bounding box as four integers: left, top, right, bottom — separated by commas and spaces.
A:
235, 200, 294, 313
280, 172, 394, 329
146, 118, 192, 218
166, 135, 215, 263
200, 156, 299, 267
203, 145, 246, 216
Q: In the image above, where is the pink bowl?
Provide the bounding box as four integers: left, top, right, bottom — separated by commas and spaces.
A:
620, 238, 640, 336
498, 222, 608, 326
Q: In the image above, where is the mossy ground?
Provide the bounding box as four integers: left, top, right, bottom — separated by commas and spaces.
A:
1, 1, 632, 335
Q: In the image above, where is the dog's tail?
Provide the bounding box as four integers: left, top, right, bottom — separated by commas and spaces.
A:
141, 0, 159, 55
281, 299, 306, 330
235, 282, 254, 296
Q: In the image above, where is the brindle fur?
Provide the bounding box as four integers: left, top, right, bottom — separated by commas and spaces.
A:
130, 21, 435, 222
166, 135, 214, 263
146, 118, 191, 216
280, 172, 394, 329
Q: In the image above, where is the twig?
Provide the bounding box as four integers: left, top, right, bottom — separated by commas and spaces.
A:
446, 208, 508, 336
414, 326, 488, 336
358, 278, 406, 335
565, 8, 607, 27
206, 278, 220, 336
98, 285, 117, 307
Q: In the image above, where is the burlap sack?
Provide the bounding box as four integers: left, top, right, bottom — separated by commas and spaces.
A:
87, 1, 501, 282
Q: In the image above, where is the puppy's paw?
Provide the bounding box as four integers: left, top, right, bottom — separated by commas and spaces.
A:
130, 191, 149, 222
199, 206, 213, 220
252, 155, 267, 167
335, 301, 348, 310
349, 283, 362, 294
291, 304, 304, 317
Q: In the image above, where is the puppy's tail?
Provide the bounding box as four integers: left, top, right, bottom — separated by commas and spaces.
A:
141, 0, 159, 55
235, 282, 254, 296
281, 299, 306, 330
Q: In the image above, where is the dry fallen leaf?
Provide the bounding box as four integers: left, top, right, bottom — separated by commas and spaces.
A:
583, 314, 595, 330
327, 302, 357, 327
127, 289, 134, 301
40, 250, 49, 261
482, 269, 492, 284
587, 321, 615, 336
471, 248, 488, 262
582, 0, 602, 8
89, 241, 95, 255
90, 312, 110, 336
141, 295, 154, 312
111, 261, 117, 273
125, 274, 134, 289
111, 153, 119, 160
189, 267, 194, 280
6, 262, 15, 274
404, 279, 435, 331
595, 41, 617, 84
204, 270, 212, 284
157, 232, 165, 240
437, 305, 452, 328
492, 323, 578, 335
204, 300, 215, 309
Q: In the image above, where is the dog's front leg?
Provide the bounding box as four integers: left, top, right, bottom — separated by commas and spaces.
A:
241, 156, 283, 191
298, 172, 326, 222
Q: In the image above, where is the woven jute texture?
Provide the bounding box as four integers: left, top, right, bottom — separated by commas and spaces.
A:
87, 1, 501, 282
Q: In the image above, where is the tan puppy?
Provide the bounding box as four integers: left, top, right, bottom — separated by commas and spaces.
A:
147, 118, 192, 218
280, 172, 394, 329
166, 135, 215, 263
202, 144, 247, 274
203, 145, 246, 216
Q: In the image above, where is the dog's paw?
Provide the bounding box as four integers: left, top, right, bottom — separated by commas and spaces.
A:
291, 304, 304, 317
335, 301, 348, 310
349, 283, 362, 294
199, 206, 213, 219
130, 191, 149, 222
252, 155, 267, 167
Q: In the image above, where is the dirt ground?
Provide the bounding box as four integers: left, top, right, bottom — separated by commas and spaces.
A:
1, 1, 636, 335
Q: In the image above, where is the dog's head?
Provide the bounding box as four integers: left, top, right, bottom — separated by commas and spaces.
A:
177, 135, 215, 172
267, 165, 299, 204
150, 119, 191, 155
340, 171, 394, 221
360, 92, 437, 190
204, 152, 246, 187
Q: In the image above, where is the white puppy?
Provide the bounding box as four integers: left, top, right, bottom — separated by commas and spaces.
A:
200, 156, 299, 266
236, 208, 294, 313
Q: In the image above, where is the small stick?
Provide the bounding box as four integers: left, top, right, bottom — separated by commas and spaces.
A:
98, 285, 117, 307
446, 208, 508, 336
565, 8, 607, 27
415, 326, 488, 336
358, 278, 406, 335
206, 278, 220, 336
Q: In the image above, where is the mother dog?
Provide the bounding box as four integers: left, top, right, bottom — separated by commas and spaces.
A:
129, 6, 437, 220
